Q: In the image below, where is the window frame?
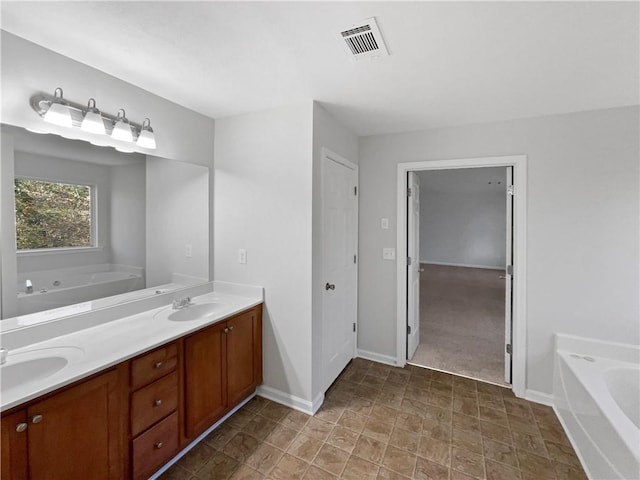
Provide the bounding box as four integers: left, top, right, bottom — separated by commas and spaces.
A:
14, 176, 100, 254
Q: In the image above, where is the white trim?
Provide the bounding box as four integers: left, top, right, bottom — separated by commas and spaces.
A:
420, 261, 504, 270
524, 389, 554, 406
357, 348, 399, 367
17, 245, 104, 257
396, 155, 528, 398
149, 392, 256, 480
256, 384, 324, 415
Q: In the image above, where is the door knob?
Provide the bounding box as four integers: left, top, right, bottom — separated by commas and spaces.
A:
325, 283, 335, 290
154, 399, 163, 407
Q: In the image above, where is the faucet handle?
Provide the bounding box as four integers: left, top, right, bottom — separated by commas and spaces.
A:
1, 349, 7, 365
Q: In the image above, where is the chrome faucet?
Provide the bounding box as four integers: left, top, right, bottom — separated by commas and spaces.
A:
172, 296, 193, 309
25, 279, 33, 294
0, 349, 7, 365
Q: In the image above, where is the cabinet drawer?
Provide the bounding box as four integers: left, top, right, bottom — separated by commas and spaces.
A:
131, 371, 178, 437
132, 411, 179, 480
131, 343, 178, 389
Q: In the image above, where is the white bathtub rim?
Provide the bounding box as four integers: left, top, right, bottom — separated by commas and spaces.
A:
555, 333, 640, 365
558, 350, 640, 465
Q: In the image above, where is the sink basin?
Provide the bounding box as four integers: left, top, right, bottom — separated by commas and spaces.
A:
166, 302, 227, 322
0, 346, 84, 392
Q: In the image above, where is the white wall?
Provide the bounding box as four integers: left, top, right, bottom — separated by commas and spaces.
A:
214, 102, 315, 406
418, 168, 506, 268
358, 106, 639, 395
311, 102, 359, 401
146, 157, 209, 286
110, 163, 146, 271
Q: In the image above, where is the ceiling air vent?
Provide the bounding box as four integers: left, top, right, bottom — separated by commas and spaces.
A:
339, 17, 389, 60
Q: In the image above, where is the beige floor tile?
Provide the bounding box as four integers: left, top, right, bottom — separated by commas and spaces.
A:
288, 434, 324, 463
394, 411, 423, 434
312, 444, 349, 476
377, 466, 411, 479
363, 417, 394, 442
245, 443, 284, 474
179, 442, 217, 473
302, 465, 337, 479
516, 450, 557, 479
452, 412, 480, 434
243, 416, 279, 440
484, 460, 521, 480
416, 435, 450, 467
380, 445, 417, 477
352, 435, 388, 464
511, 430, 547, 457
388, 426, 420, 453
414, 457, 451, 480
452, 428, 483, 454
260, 402, 291, 423
263, 423, 298, 450
450, 447, 485, 479
204, 424, 240, 451
158, 464, 192, 480
269, 453, 309, 480
226, 409, 258, 430
195, 450, 239, 480
337, 410, 368, 433
341, 455, 379, 480
326, 426, 359, 453
482, 438, 518, 467
544, 440, 581, 467
301, 417, 334, 442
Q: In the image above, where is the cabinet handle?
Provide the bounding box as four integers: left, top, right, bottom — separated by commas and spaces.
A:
224, 327, 229, 333
31, 415, 43, 424
228, 326, 234, 331
154, 442, 164, 449
154, 399, 163, 407
154, 361, 163, 369
16, 423, 28, 433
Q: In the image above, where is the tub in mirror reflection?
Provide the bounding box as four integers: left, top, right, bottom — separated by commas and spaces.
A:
1, 124, 210, 325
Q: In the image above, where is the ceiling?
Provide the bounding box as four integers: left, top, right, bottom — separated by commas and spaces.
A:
1, 1, 638, 136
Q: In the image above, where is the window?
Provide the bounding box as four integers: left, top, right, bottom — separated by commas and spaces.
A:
14, 178, 94, 250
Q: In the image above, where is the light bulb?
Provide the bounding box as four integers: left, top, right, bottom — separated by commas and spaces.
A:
81, 98, 106, 135
136, 118, 156, 149
111, 109, 133, 142
43, 88, 72, 127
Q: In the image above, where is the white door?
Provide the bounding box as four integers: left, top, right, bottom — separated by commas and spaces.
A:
407, 172, 420, 359
504, 167, 514, 383
321, 150, 358, 392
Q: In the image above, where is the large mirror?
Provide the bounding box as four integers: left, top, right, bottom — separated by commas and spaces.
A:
1, 124, 209, 324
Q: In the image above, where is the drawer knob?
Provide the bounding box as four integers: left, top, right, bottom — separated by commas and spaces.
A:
31, 415, 43, 424
224, 327, 229, 333
228, 326, 234, 331
154, 399, 163, 407
154, 442, 164, 449
154, 361, 163, 369
16, 423, 27, 433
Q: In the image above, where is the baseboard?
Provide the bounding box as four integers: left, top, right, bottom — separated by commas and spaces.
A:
356, 349, 399, 367
524, 388, 554, 406
421, 261, 503, 270
256, 384, 323, 415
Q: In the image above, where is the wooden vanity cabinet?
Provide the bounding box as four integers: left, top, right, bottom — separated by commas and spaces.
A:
1, 367, 125, 480
0, 303, 262, 480
184, 306, 262, 439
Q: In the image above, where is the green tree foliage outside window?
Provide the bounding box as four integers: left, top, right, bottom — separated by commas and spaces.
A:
14, 179, 92, 250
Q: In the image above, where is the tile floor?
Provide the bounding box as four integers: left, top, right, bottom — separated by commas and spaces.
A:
159, 359, 587, 480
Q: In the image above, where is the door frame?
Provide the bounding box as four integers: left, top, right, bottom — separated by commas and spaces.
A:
320, 147, 359, 392
395, 155, 527, 397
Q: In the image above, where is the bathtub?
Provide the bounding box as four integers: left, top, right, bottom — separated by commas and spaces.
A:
554, 335, 640, 480
16, 264, 145, 316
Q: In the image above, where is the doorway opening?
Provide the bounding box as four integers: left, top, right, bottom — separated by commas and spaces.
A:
407, 167, 512, 386
395, 155, 527, 397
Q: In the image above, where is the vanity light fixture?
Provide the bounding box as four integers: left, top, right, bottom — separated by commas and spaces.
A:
43, 88, 73, 127
111, 109, 134, 142
136, 118, 156, 149
30, 88, 157, 150
80, 98, 106, 135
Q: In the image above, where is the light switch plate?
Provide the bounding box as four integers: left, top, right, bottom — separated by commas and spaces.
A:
382, 248, 395, 260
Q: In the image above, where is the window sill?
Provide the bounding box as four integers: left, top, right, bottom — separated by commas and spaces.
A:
17, 246, 104, 257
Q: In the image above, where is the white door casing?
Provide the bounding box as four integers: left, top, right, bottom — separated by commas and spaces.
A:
396, 155, 527, 398
321, 148, 358, 393
504, 166, 514, 383
407, 172, 420, 360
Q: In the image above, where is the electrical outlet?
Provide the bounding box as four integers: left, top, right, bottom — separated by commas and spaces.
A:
382, 248, 395, 260
184, 244, 192, 258
381, 218, 389, 229
238, 249, 247, 264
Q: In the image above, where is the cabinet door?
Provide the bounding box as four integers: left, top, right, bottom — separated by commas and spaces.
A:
184, 321, 227, 438
227, 309, 260, 407
1, 409, 28, 480
27, 369, 123, 480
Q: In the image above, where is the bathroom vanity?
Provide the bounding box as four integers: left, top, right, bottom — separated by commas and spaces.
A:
0, 283, 263, 480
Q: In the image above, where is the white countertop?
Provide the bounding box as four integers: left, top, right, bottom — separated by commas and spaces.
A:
0, 282, 263, 412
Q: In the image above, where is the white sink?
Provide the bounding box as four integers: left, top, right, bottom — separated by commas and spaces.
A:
1, 346, 84, 392
161, 302, 228, 322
